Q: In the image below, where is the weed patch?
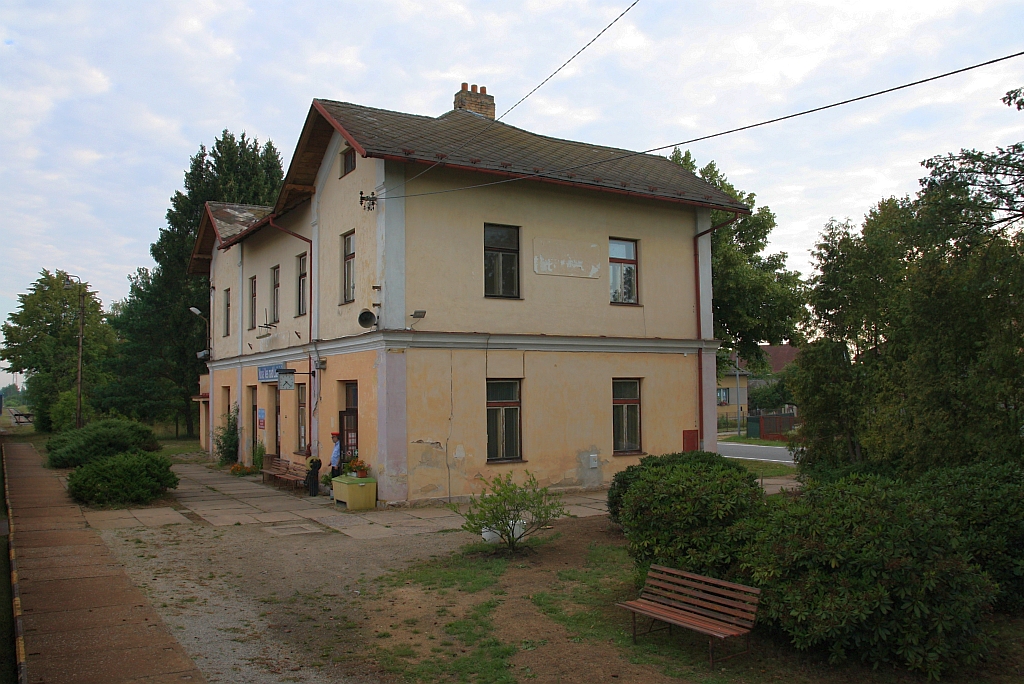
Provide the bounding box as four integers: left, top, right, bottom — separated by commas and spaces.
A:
385, 544, 509, 594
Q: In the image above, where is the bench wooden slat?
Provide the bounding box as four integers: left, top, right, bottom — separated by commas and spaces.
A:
648, 568, 761, 602
641, 585, 757, 626
644, 574, 760, 613
650, 565, 761, 595
618, 600, 745, 639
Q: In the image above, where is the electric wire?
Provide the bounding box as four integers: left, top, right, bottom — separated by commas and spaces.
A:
377, 49, 1024, 202
383, 0, 642, 196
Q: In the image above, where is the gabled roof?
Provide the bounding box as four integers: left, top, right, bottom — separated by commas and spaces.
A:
187, 202, 272, 275
272, 99, 752, 216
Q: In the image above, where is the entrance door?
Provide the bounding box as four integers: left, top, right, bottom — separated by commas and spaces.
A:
339, 381, 358, 460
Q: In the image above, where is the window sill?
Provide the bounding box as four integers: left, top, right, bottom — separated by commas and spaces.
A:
484, 295, 523, 300
295, 313, 307, 318
610, 301, 642, 307
486, 458, 528, 465
613, 451, 646, 457
339, 300, 355, 306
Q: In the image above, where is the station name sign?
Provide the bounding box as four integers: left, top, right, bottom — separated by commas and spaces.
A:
257, 364, 285, 383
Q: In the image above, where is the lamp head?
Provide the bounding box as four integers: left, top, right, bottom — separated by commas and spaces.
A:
189, 307, 202, 316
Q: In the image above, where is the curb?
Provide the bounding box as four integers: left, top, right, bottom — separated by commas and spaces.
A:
1, 441, 28, 684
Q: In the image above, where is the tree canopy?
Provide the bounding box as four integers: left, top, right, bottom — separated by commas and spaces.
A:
1, 270, 115, 431
669, 149, 806, 370
97, 131, 283, 434
791, 88, 1024, 475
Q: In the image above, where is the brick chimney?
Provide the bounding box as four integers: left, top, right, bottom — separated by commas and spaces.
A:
453, 83, 495, 119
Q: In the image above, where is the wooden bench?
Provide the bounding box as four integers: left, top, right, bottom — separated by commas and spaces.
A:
8, 408, 32, 426
617, 564, 760, 667
260, 455, 308, 488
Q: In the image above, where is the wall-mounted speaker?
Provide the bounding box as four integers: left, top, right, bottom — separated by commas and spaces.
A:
358, 309, 378, 328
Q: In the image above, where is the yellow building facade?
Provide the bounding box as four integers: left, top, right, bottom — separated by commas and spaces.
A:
189, 89, 749, 505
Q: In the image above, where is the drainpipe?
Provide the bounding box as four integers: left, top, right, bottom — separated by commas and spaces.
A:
693, 211, 740, 447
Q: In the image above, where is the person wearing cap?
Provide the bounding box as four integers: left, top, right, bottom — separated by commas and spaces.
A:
330, 431, 342, 478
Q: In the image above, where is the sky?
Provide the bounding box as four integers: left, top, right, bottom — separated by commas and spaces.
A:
1, 0, 1023, 386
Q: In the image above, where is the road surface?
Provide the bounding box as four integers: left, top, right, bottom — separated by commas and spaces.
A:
716, 439, 794, 464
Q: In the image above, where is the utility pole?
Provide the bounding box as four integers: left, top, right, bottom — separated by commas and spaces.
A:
65, 274, 85, 429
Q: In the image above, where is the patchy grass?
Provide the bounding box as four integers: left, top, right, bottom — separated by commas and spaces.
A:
727, 458, 796, 479
156, 438, 204, 459
720, 435, 790, 448
376, 598, 517, 683
385, 543, 509, 594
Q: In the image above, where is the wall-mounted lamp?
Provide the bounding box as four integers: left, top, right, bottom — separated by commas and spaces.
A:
411, 310, 426, 319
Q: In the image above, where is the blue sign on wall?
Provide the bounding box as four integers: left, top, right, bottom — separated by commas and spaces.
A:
258, 364, 285, 383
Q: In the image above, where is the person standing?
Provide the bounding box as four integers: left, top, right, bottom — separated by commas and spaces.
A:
330, 431, 342, 478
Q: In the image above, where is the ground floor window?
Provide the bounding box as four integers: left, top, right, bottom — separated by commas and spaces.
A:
297, 383, 307, 452
717, 387, 730, 405
613, 379, 641, 453
486, 380, 521, 462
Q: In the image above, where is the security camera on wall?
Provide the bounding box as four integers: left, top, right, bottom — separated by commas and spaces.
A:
358, 309, 377, 329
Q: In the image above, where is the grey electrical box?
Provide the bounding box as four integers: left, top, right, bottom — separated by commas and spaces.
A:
589, 454, 599, 469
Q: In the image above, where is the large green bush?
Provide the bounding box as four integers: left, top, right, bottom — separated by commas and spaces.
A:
916, 460, 1024, 614
607, 450, 748, 524
67, 450, 179, 506
215, 405, 240, 465
740, 475, 996, 680
619, 460, 761, 578
46, 418, 160, 468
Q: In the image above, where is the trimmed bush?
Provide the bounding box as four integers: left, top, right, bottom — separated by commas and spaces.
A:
619, 459, 762, 578
46, 418, 160, 468
607, 450, 748, 524
916, 460, 1024, 613
739, 475, 996, 680
67, 450, 179, 506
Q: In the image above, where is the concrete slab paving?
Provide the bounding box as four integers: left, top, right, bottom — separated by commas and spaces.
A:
263, 524, 323, 536
2, 441, 207, 684
405, 507, 460, 519
251, 511, 303, 523
129, 508, 191, 525
200, 513, 260, 526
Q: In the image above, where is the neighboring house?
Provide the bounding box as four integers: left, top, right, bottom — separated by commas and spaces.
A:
188, 83, 749, 504
716, 368, 749, 422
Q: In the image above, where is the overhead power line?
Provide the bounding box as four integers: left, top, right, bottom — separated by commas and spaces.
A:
379, 48, 1024, 202
390, 0, 643, 194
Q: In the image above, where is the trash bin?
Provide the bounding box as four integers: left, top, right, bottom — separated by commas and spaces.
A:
332, 475, 377, 511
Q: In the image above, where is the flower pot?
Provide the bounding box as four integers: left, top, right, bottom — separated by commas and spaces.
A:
356, 469, 368, 478
481, 520, 525, 544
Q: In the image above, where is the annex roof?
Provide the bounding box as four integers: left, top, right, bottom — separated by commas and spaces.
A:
272, 99, 752, 216
187, 202, 272, 275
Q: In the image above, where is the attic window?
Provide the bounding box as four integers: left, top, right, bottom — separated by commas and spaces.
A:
340, 149, 356, 178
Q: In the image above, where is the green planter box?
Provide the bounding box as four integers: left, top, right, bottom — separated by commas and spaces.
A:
332, 475, 377, 511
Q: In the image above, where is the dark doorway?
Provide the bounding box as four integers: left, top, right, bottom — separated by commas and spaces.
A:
339, 381, 358, 461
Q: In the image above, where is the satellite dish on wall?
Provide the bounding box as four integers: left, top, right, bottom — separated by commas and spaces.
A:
358, 309, 378, 328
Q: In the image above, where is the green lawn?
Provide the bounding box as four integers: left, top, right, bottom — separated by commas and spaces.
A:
156, 438, 203, 459
729, 458, 797, 479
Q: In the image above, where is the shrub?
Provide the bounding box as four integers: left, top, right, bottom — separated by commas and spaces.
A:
619, 460, 762, 579
739, 475, 996, 680
607, 450, 748, 524
450, 472, 566, 553
252, 440, 265, 472
916, 460, 1024, 613
46, 418, 160, 468
67, 450, 179, 506
215, 404, 240, 465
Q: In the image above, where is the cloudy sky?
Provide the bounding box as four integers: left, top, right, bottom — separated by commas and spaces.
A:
2, 0, 1023, 385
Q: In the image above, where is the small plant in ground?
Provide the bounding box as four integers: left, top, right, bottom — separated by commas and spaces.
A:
67, 449, 179, 506
450, 472, 565, 554
214, 404, 239, 465
252, 439, 265, 471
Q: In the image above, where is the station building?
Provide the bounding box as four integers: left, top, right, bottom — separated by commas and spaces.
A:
188, 84, 748, 505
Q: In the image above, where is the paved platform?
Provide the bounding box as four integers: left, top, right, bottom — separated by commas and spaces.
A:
169, 463, 610, 539
2, 441, 206, 684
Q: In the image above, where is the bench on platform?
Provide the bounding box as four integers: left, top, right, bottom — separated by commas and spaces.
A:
617, 564, 760, 667
260, 455, 307, 488
7, 408, 32, 426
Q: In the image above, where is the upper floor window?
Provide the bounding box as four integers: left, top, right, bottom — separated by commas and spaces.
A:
248, 276, 257, 330
486, 380, 521, 462
297, 254, 308, 316
271, 266, 280, 323
223, 288, 231, 336
609, 238, 638, 304
717, 387, 730, 405
341, 148, 356, 178
343, 231, 355, 304
613, 379, 641, 453
484, 224, 519, 298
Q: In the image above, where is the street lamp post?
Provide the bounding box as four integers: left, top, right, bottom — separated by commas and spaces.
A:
189, 307, 210, 356
64, 274, 85, 429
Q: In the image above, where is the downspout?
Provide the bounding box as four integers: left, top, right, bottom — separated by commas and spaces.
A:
268, 215, 314, 454
694, 211, 740, 446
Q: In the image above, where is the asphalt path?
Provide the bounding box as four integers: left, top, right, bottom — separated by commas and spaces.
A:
716, 439, 795, 464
